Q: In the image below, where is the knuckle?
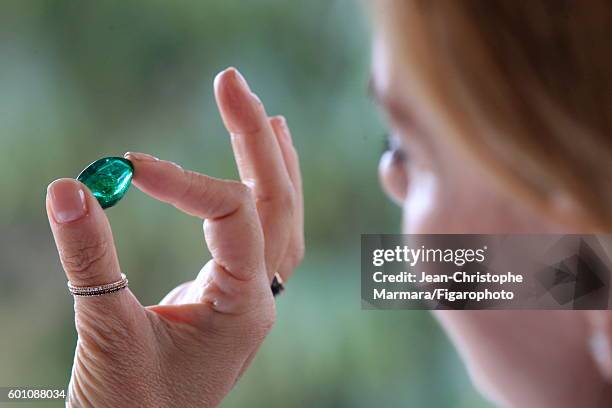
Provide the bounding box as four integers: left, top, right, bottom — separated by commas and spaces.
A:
290, 241, 305, 267
291, 145, 301, 162
234, 182, 254, 203
233, 295, 275, 344
255, 187, 295, 215
60, 237, 111, 277
211, 181, 253, 219
181, 170, 208, 204
250, 300, 276, 341
75, 310, 135, 355
262, 302, 276, 332
278, 188, 296, 212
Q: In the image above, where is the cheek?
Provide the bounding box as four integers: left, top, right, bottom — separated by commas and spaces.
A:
380, 136, 558, 234
400, 166, 506, 234
401, 166, 561, 234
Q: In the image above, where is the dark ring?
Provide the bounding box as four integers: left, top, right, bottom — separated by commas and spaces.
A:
271, 273, 284, 297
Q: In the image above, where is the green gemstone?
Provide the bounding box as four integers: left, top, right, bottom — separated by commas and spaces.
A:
77, 157, 134, 209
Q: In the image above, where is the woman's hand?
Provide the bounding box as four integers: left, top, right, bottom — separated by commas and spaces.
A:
45, 68, 303, 407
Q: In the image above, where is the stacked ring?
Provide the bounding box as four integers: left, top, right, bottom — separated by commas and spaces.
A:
67, 273, 129, 297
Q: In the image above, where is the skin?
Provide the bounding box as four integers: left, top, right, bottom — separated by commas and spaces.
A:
372, 26, 612, 408
46, 68, 304, 407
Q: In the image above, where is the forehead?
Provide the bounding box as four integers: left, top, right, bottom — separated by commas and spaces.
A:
369, 2, 420, 107
369, 23, 456, 160
370, 32, 425, 130
370, 34, 403, 120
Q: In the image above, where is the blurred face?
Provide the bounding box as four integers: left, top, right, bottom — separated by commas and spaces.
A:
371, 34, 563, 235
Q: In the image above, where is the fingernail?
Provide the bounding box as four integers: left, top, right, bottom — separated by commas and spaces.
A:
278, 116, 292, 141
231, 68, 262, 104
124, 152, 159, 162
214, 67, 263, 134
230, 67, 249, 90
273, 116, 292, 143
589, 330, 612, 382
169, 160, 183, 170
47, 179, 87, 224
250, 91, 262, 105
221, 67, 261, 104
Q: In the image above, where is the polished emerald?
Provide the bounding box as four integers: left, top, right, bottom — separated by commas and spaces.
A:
77, 157, 134, 209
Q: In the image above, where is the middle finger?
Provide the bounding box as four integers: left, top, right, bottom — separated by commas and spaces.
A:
213, 67, 294, 278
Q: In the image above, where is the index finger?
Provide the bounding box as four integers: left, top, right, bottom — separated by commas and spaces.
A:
125, 153, 266, 282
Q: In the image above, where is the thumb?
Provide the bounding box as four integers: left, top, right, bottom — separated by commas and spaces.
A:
46, 179, 142, 330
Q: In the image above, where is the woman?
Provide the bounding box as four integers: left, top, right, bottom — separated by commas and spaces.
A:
46, 0, 612, 407
371, 1, 612, 406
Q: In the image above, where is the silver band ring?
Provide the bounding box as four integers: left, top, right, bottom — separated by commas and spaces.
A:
67, 273, 128, 297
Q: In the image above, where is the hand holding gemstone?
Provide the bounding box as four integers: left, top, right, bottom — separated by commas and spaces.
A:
45, 67, 304, 407
76, 157, 134, 209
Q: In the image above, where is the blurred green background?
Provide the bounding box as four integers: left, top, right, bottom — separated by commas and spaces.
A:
0, 1, 491, 407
